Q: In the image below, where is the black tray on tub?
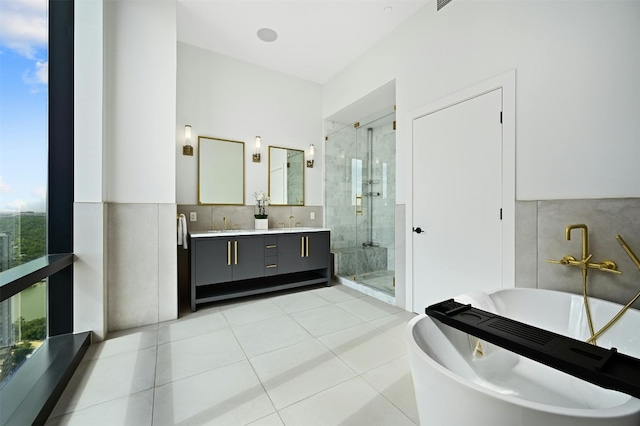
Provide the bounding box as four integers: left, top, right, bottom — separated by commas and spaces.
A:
426, 299, 640, 399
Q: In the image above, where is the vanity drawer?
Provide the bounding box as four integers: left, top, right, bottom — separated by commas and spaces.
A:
264, 255, 278, 276
264, 236, 278, 256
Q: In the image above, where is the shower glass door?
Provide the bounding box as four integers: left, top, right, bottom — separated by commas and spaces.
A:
325, 109, 395, 295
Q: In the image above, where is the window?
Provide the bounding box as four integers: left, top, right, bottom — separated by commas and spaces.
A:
0, 0, 49, 385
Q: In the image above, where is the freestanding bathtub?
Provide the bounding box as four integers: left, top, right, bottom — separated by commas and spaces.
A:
407, 288, 640, 426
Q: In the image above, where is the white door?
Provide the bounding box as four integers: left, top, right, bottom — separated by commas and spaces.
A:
412, 88, 503, 312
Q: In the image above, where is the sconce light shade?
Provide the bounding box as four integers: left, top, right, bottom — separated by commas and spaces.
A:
183, 125, 193, 156
253, 136, 262, 162
306, 144, 315, 168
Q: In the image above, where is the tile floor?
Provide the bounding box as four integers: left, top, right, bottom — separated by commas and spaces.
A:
46, 284, 419, 425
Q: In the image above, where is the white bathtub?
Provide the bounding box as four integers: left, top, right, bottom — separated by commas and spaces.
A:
407, 288, 640, 426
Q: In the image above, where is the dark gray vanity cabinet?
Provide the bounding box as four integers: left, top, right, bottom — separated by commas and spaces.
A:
190, 230, 331, 311
192, 237, 232, 285
192, 236, 264, 285
278, 232, 330, 274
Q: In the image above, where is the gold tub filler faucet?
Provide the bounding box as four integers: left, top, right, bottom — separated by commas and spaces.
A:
548, 224, 640, 346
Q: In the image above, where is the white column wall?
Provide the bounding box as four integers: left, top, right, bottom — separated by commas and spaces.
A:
104, 0, 178, 331
75, 0, 179, 337
74, 0, 107, 340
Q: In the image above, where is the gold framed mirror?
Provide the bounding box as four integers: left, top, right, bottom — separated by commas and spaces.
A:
268, 146, 304, 205
198, 136, 245, 205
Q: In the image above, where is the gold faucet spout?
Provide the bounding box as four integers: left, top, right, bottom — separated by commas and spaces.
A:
565, 224, 589, 261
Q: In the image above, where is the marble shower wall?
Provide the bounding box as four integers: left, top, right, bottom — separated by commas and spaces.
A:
515, 198, 640, 308
324, 118, 396, 273
371, 121, 396, 269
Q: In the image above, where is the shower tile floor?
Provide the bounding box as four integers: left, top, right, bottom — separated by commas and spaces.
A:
46, 283, 419, 425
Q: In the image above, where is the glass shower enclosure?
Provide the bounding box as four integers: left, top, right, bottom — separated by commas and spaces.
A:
325, 109, 396, 295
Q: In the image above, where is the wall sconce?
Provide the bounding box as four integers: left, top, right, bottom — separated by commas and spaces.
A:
183, 125, 193, 156
253, 136, 261, 162
306, 144, 315, 168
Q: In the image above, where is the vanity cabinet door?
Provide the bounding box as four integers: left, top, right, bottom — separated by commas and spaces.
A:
304, 231, 330, 271
277, 232, 330, 274
277, 233, 307, 274
193, 238, 232, 285
231, 236, 265, 281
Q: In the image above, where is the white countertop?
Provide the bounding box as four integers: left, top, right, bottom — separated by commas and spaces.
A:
190, 227, 330, 238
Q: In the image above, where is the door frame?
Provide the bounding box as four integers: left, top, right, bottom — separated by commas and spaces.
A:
404, 70, 516, 312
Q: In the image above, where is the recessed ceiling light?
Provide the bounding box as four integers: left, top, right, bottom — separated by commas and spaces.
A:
383, 6, 393, 14
257, 28, 278, 42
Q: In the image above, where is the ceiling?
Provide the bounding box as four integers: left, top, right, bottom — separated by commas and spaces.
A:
176, 0, 431, 85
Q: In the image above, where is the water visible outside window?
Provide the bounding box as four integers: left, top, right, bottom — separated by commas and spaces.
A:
0, 0, 49, 386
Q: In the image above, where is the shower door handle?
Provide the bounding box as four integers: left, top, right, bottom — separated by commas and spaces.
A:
355, 196, 363, 215
413, 227, 424, 234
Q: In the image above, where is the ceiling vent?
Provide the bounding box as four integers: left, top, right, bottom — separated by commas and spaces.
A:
437, 0, 453, 11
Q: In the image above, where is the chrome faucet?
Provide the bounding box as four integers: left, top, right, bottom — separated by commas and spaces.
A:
289, 215, 295, 228
223, 217, 227, 230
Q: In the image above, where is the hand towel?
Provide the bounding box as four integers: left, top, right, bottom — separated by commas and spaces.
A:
454, 291, 497, 359
177, 214, 188, 249
453, 291, 497, 313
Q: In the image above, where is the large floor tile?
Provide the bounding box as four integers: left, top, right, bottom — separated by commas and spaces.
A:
369, 310, 417, 343
155, 328, 246, 386
83, 324, 158, 361
290, 305, 363, 337
152, 360, 275, 426
318, 323, 407, 374
250, 339, 356, 409
246, 413, 284, 426
45, 389, 153, 426
270, 291, 330, 314
232, 315, 312, 358
278, 377, 415, 426
361, 356, 419, 424
50, 346, 157, 417
336, 296, 402, 322
221, 299, 286, 327
311, 284, 365, 303
158, 309, 228, 345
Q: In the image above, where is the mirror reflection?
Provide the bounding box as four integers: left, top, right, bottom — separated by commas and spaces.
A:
199, 136, 245, 205
269, 146, 304, 205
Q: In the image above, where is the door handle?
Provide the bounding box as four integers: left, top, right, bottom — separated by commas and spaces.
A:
355, 196, 363, 215
227, 241, 231, 265
234, 240, 238, 265
413, 227, 424, 234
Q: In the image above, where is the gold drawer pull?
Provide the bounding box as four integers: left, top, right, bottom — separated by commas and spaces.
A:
266, 264, 277, 269
227, 241, 231, 265
266, 244, 277, 249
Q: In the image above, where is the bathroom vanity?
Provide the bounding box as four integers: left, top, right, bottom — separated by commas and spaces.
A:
189, 228, 330, 311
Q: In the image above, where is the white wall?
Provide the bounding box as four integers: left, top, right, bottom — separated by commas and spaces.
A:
105, 1, 177, 203
74, 0, 178, 337
176, 43, 324, 207
324, 0, 640, 202
74, 0, 107, 339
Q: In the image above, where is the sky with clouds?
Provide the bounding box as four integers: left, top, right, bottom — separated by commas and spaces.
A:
0, 0, 48, 213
